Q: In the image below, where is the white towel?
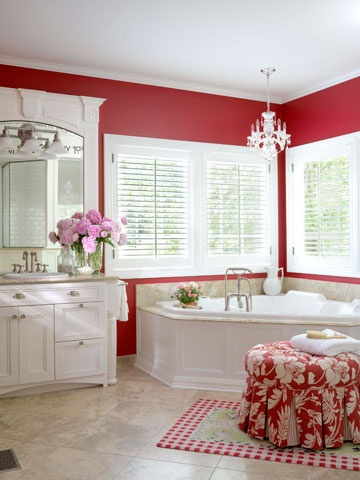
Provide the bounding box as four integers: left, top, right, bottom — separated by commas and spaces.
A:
118, 281, 129, 321
291, 329, 360, 356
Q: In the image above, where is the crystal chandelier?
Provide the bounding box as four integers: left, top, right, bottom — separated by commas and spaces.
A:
247, 68, 291, 161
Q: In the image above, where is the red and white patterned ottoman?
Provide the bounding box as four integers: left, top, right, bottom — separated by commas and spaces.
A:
238, 341, 360, 450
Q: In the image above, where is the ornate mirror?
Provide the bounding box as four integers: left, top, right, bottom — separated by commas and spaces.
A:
0, 87, 105, 271
0, 121, 83, 247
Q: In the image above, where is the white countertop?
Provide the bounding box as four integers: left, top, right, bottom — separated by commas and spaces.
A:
0, 273, 119, 286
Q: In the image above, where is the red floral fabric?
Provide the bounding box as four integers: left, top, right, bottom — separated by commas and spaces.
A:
238, 341, 360, 449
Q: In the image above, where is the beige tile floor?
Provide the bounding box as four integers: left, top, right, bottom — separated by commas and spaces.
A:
0, 358, 359, 479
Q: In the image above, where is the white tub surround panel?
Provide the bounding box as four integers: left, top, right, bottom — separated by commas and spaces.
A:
136, 295, 360, 392
135, 282, 360, 392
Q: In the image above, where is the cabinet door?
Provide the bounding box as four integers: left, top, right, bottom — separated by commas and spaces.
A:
19, 305, 54, 384
0, 307, 19, 386
55, 302, 106, 341
55, 339, 106, 379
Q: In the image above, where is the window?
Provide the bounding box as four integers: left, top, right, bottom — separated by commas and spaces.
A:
203, 152, 271, 267
104, 135, 278, 278
287, 133, 359, 276
111, 144, 192, 272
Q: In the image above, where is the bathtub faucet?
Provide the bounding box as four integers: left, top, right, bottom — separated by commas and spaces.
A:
225, 291, 252, 312
224, 267, 253, 312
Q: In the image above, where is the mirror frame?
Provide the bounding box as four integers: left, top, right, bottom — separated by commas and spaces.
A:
0, 87, 105, 212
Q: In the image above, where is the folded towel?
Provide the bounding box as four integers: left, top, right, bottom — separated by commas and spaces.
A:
117, 281, 129, 321
291, 329, 360, 356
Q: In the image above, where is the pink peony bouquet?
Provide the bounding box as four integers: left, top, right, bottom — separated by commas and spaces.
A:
49, 209, 127, 254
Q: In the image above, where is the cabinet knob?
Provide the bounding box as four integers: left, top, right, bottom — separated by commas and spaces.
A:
20, 314, 26, 319
68, 290, 80, 297
13, 293, 25, 299
79, 340, 84, 346
79, 303, 84, 308
12, 314, 17, 320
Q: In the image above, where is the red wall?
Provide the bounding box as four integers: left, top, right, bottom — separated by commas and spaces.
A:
280, 77, 360, 285
1, 64, 359, 355
282, 77, 360, 147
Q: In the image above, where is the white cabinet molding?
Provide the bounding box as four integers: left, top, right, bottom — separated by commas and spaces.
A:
0, 86, 106, 211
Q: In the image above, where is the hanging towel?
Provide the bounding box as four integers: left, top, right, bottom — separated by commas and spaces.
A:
117, 280, 129, 321
291, 328, 360, 356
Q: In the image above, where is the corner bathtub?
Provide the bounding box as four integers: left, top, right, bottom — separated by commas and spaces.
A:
156, 290, 360, 321
135, 291, 360, 392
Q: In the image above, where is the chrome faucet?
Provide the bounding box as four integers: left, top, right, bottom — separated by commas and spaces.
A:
22, 250, 29, 272
224, 267, 253, 312
30, 251, 38, 273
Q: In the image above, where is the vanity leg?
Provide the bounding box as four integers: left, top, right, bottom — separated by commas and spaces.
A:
107, 313, 118, 385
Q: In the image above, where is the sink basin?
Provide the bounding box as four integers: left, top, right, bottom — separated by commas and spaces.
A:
3, 272, 70, 279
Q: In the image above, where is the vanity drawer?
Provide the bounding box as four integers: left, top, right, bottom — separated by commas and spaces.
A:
51, 283, 106, 303
0, 282, 106, 306
55, 302, 106, 341
55, 338, 106, 379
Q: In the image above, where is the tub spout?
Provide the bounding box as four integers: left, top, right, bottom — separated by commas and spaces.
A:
225, 293, 232, 311
225, 292, 252, 312
243, 292, 252, 312
224, 267, 253, 312
241, 278, 252, 312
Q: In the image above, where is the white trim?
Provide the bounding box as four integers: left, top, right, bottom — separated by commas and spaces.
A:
286, 133, 360, 277
1, 55, 359, 104
282, 69, 360, 103
0, 87, 105, 212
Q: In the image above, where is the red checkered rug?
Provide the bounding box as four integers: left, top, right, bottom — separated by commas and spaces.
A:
157, 398, 360, 471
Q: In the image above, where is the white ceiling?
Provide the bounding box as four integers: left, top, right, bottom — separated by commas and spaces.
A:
0, 0, 359, 103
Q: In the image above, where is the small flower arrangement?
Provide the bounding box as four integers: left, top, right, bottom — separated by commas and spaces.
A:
171, 282, 203, 306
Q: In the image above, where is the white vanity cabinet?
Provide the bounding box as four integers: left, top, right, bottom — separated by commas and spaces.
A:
54, 300, 106, 379
0, 278, 117, 397
0, 305, 54, 386
19, 305, 54, 384
0, 307, 18, 385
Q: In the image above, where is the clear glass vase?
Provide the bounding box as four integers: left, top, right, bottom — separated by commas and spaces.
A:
87, 243, 103, 275
72, 244, 86, 269
58, 245, 76, 274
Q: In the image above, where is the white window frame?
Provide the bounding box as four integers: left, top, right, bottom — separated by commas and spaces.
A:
104, 135, 278, 279
199, 149, 274, 270
286, 133, 360, 277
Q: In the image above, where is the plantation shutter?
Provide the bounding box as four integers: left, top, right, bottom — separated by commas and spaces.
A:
205, 158, 268, 257
303, 156, 350, 257
114, 147, 190, 268
104, 135, 278, 277
287, 134, 357, 277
